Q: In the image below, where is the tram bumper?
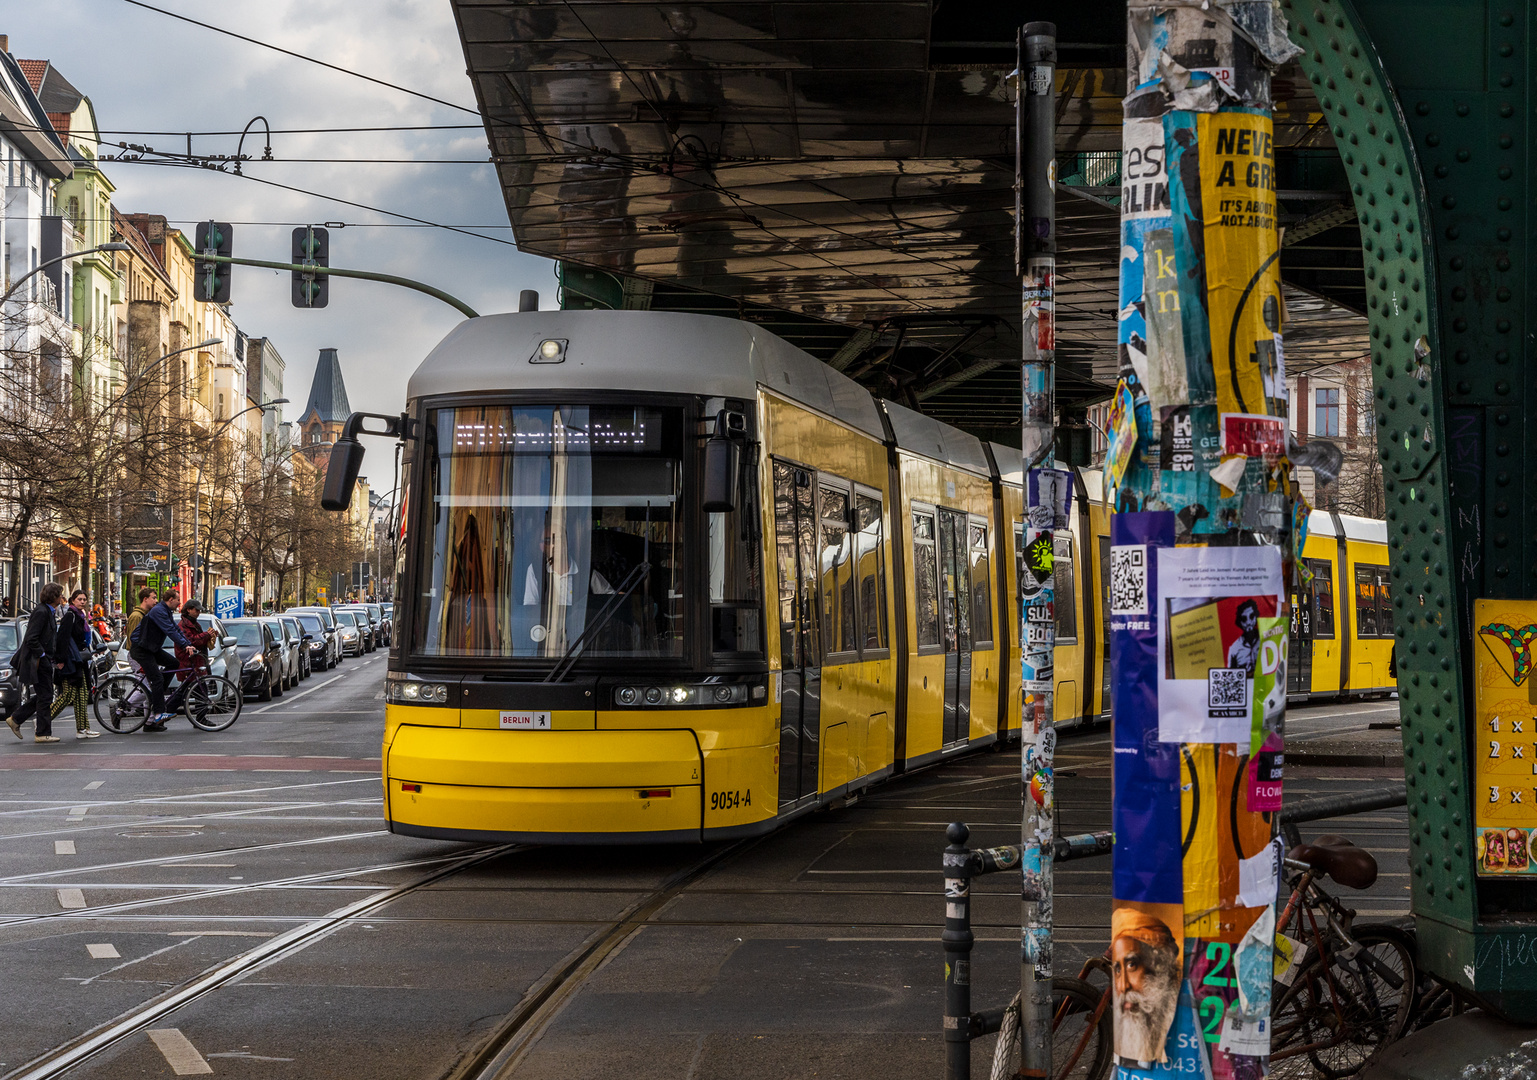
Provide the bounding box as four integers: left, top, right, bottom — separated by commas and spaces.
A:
385, 725, 703, 843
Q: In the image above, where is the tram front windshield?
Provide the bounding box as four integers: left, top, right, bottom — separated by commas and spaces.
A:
414, 403, 685, 661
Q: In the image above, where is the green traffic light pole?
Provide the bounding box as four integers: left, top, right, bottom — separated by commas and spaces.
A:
197, 255, 479, 319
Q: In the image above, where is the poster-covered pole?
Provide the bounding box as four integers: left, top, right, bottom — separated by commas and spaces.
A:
1107, 1, 1301, 1075
1017, 20, 1060, 1080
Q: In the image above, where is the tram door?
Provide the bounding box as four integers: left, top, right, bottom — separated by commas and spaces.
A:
938, 508, 972, 745
774, 463, 821, 807
1289, 572, 1315, 696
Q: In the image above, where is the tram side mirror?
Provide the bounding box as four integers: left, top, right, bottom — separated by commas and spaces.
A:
322, 437, 365, 511
702, 411, 740, 513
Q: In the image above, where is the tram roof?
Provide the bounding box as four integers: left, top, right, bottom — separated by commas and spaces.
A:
452, 2, 1370, 438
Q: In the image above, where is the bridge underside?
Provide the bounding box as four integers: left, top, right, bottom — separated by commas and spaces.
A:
453, 0, 1368, 438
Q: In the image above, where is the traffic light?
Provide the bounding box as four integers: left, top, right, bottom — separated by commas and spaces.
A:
193, 221, 233, 303
292, 226, 329, 308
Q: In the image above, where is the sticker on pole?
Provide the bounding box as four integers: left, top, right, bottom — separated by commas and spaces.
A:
1028, 467, 1074, 529
1109, 545, 1149, 616
1220, 412, 1286, 459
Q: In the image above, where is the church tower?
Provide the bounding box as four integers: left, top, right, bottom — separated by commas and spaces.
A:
296, 348, 351, 469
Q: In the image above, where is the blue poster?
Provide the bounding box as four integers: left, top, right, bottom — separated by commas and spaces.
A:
1111, 511, 1183, 906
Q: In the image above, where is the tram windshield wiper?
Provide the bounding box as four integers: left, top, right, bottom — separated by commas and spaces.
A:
543, 561, 651, 684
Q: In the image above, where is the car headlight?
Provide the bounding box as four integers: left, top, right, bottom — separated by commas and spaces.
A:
386, 680, 450, 704
243, 656, 265, 670
0, 668, 11, 680
614, 682, 752, 707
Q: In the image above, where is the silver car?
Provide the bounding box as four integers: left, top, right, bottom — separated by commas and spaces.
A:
262, 617, 302, 690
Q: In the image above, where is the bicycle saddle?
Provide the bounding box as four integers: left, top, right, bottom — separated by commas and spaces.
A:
1287, 833, 1378, 890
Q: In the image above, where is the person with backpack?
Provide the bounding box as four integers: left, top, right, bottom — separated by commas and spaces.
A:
130, 591, 191, 732
5, 583, 65, 742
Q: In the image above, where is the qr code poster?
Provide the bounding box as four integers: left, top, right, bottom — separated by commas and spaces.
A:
1110, 545, 1149, 616
1156, 546, 1283, 744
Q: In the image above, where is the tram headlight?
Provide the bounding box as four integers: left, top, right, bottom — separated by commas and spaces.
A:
643, 686, 663, 705
669, 686, 689, 704
615, 686, 638, 705
615, 682, 753, 707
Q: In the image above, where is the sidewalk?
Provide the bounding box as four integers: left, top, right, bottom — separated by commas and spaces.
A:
1287, 698, 1405, 768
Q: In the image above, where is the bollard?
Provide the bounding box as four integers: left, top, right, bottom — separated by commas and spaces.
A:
942, 822, 975, 1080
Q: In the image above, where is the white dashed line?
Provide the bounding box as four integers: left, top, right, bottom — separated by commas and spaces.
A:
147, 1028, 214, 1075
67, 806, 88, 818
86, 943, 119, 959
55, 840, 76, 855
57, 888, 86, 909
84, 780, 104, 790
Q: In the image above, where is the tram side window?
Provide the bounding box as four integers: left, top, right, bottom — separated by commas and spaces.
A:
913, 509, 942, 648
856, 492, 888, 651
969, 522, 992, 646
709, 456, 763, 656
774, 464, 801, 668
1310, 560, 1336, 638
819, 485, 856, 658
1354, 564, 1392, 639
1054, 536, 1077, 642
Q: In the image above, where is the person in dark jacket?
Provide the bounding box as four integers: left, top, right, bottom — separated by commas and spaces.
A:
49, 589, 99, 739
130, 592, 191, 730
5, 583, 64, 742
175, 600, 216, 676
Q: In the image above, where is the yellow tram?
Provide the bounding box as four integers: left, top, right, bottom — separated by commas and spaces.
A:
326, 310, 1393, 844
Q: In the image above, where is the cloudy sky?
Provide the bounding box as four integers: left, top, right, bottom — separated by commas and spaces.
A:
9, 0, 554, 424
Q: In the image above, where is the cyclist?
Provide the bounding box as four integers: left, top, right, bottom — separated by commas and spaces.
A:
175, 599, 216, 678
130, 592, 191, 732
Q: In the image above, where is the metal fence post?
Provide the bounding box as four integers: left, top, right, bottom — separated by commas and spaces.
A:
943, 822, 975, 1080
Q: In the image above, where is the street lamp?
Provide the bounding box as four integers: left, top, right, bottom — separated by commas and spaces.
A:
192, 397, 289, 604
1, 242, 131, 306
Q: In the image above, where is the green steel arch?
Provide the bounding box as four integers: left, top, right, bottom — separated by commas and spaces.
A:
1285, 0, 1536, 1017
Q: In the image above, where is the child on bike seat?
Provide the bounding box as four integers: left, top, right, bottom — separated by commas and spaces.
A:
176, 600, 216, 678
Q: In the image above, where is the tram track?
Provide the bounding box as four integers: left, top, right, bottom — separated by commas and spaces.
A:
0, 843, 513, 1080
442, 840, 757, 1080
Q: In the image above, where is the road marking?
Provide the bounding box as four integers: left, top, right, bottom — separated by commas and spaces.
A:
55, 840, 75, 855
87, 943, 119, 959
57, 888, 86, 909
80, 938, 200, 985
249, 673, 347, 714
147, 1028, 213, 1075
169, 931, 274, 937
159, 863, 236, 868
68, 806, 88, 817
84, 781, 103, 790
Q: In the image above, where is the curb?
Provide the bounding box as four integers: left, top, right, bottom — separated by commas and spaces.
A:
1287, 749, 1403, 768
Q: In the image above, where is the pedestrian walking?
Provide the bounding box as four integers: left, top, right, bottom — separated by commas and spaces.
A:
129, 590, 190, 732
50, 589, 100, 739
5, 583, 64, 743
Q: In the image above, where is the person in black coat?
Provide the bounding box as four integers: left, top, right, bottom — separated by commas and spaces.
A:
49, 589, 99, 739
6, 583, 64, 743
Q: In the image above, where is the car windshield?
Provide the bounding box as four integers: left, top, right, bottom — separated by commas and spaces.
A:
413, 403, 685, 661
229, 622, 264, 647
0, 623, 18, 653
264, 620, 287, 641
334, 611, 357, 627
296, 614, 323, 634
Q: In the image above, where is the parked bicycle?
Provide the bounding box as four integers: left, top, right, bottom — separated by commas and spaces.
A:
93, 652, 242, 734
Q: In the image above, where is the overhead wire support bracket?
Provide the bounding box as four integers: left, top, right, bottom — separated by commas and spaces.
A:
196, 254, 479, 319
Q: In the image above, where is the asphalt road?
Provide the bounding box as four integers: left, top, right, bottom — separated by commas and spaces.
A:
0, 670, 1408, 1080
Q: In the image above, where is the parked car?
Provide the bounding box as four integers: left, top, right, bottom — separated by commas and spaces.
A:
279, 615, 312, 680
337, 605, 378, 652
288, 610, 336, 670
0, 619, 25, 717
224, 618, 284, 700
290, 606, 344, 663
330, 608, 366, 657
262, 617, 301, 690
363, 602, 388, 646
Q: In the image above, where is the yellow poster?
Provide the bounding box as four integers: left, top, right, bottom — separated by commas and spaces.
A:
1197, 110, 1282, 420
1474, 600, 1537, 875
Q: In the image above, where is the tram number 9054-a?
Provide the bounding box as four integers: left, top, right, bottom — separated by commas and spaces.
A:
710, 790, 751, 811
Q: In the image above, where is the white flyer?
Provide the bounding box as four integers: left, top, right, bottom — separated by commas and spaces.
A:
1155, 546, 1283, 743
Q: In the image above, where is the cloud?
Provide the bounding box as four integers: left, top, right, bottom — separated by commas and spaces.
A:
8, 0, 553, 423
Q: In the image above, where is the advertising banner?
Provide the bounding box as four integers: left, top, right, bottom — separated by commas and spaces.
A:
1474, 600, 1537, 875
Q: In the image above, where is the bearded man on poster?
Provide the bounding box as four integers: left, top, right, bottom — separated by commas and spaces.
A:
1111, 907, 1182, 1063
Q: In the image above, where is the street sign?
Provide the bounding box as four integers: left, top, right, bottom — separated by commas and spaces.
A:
214, 586, 244, 621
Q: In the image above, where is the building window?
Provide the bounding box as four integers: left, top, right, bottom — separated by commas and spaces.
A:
1315, 387, 1340, 436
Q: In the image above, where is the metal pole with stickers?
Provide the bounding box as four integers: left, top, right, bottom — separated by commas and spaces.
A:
1106, 2, 1303, 1074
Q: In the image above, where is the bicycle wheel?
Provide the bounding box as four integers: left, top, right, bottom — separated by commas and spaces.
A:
1051, 975, 1113, 1080
1271, 925, 1417, 1079
183, 674, 242, 731
93, 674, 149, 734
